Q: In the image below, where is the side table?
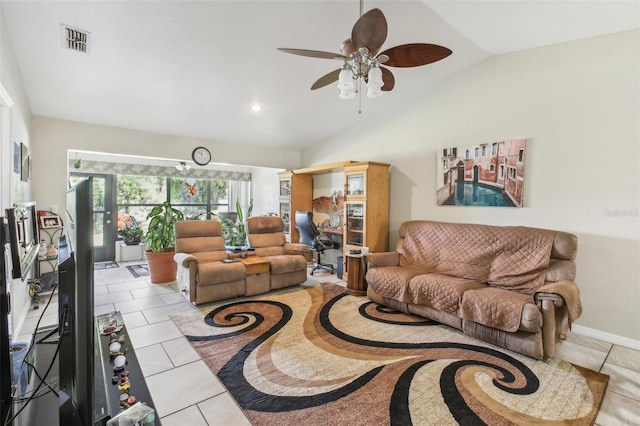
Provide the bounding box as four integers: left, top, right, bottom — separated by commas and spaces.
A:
239, 256, 270, 296
346, 254, 367, 296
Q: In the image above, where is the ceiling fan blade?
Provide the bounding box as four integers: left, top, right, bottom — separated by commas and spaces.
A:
381, 67, 395, 91
311, 69, 341, 90
277, 48, 346, 61
380, 43, 452, 68
340, 38, 357, 57
351, 8, 387, 54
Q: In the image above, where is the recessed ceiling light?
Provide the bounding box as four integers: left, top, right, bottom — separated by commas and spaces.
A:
250, 103, 263, 112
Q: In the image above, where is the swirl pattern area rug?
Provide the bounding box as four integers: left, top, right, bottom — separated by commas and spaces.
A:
170, 284, 608, 425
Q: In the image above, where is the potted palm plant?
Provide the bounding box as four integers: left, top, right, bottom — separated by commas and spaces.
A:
143, 201, 184, 283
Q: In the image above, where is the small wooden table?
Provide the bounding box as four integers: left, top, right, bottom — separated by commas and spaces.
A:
239, 256, 270, 296
239, 256, 270, 275
346, 254, 367, 296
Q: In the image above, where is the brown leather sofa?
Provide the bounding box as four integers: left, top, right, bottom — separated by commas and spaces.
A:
365, 220, 582, 359
246, 216, 309, 290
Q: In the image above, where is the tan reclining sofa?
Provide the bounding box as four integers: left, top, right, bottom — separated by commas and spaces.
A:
175, 219, 308, 305
365, 220, 582, 359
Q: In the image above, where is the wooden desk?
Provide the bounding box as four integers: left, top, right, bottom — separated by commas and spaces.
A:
345, 254, 367, 296
320, 228, 343, 236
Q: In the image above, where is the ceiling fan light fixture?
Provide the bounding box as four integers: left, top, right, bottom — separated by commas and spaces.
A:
367, 65, 383, 89
339, 89, 356, 100
337, 67, 355, 91
366, 87, 382, 98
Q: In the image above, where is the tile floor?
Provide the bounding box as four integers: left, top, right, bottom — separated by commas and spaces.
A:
16, 262, 640, 425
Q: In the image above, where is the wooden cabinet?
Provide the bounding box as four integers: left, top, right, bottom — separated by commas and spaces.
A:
278, 161, 389, 252
278, 171, 312, 243
343, 162, 390, 254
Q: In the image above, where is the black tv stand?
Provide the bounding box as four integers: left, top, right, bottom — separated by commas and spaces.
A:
11, 314, 157, 425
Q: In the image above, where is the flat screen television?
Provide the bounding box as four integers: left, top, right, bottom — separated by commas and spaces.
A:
6, 202, 38, 280
58, 177, 97, 426
0, 216, 13, 424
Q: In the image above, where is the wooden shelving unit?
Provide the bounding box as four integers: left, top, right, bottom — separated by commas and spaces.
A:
279, 161, 390, 254
278, 171, 312, 243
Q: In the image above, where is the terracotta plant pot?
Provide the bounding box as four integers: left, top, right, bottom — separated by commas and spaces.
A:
144, 249, 177, 284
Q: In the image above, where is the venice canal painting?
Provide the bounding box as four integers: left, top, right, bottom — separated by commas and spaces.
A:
436, 139, 526, 207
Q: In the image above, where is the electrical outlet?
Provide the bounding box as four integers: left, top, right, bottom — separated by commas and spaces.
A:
50, 205, 58, 213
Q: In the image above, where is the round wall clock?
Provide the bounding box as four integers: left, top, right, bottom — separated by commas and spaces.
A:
192, 146, 211, 166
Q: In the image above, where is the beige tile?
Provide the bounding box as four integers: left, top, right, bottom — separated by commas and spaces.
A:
600, 363, 640, 402
198, 392, 252, 426
136, 343, 174, 376
130, 284, 176, 299
160, 292, 189, 305
162, 336, 201, 367
145, 360, 225, 418
95, 303, 116, 316
553, 339, 608, 371
94, 291, 135, 306
107, 279, 150, 294
142, 301, 197, 324
606, 345, 640, 373
160, 405, 208, 426
114, 295, 167, 314
566, 332, 613, 353
596, 390, 640, 425
127, 320, 184, 348
121, 311, 148, 329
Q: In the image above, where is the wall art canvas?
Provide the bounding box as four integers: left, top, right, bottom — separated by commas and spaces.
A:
436, 139, 527, 207
13, 142, 21, 174
20, 143, 29, 182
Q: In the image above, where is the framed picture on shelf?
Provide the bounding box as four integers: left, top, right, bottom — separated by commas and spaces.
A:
40, 215, 62, 229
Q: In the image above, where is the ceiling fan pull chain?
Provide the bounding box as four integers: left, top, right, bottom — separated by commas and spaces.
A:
358, 79, 363, 114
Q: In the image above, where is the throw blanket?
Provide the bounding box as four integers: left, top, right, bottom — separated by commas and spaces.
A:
382, 221, 558, 332
398, 221, 556, 292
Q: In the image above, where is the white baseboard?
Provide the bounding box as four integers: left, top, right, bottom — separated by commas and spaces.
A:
572, 324, 640, 351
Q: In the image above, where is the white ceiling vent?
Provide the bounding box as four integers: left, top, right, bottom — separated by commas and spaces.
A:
61, 25, 90, 53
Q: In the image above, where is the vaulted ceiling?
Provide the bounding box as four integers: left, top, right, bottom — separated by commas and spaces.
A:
2, 1, 638, 150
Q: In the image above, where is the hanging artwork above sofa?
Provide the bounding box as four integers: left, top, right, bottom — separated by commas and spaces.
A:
436, 138, 527, 207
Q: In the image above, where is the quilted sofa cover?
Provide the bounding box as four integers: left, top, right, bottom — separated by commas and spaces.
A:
365, 220, 581, 359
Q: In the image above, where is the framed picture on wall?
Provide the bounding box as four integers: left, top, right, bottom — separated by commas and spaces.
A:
436, 139, 527, 207
20, 143, 29, 182
13, 142, 21, 174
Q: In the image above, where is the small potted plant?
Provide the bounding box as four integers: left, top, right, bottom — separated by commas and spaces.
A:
143, 201, 184, 283
118, 225, 143, 245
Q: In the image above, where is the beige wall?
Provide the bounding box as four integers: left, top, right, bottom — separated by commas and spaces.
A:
1, 8, 35, 337
302, 30, 640, 345
30, 116, 299, 220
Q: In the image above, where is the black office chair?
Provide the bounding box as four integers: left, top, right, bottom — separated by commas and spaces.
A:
295, 211, 339, 275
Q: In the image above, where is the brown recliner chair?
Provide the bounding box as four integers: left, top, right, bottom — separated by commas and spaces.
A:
174, 220, 246, 305
246, 216, 309, 290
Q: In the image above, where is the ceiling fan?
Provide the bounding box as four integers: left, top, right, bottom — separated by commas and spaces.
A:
277, 6, 452, 100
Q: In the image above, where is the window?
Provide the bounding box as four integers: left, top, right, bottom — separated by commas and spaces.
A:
117, 175, 230, 231
499, 165, 505, 179
481, 145, 487, 157
518, 149, 524, 162
490, 164, 495, 172
474, 147, 479, 158
492, 143, 498, 156
465, 150, 470, 159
